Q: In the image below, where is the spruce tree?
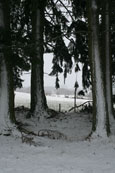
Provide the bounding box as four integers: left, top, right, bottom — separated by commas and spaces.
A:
0, 0, 16, 134
88, 0, 110, 137
30, 0, 49, 119
101, 0, 114, 118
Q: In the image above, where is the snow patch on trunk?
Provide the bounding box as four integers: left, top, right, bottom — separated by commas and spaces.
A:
91, 0, 107, 137
33, 66, 50, 120
94, 46, 106, 136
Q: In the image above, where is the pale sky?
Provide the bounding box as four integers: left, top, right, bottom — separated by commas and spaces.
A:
22, 53, 82, 89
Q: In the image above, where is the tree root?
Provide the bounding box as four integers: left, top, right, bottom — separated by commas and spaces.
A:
18, 125, 67, 141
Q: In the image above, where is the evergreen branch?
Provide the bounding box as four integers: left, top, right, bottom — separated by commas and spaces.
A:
45, 10, 56, 25
56, 0, 74, 21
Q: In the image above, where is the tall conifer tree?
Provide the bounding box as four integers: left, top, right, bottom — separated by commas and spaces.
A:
88, 0, 110, 137
0, 0, 15, 134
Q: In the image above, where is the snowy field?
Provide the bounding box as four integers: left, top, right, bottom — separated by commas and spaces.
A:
0, 92, 115, 173
15, 92, 91, 112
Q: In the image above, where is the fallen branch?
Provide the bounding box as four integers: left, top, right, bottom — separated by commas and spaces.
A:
68, 100, 93, 112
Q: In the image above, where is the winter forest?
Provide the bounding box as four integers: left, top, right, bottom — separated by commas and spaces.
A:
1, 0, 115, 172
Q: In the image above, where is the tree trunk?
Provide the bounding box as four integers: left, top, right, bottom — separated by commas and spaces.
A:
0, 0, 15, 134
88, 0, 110, 137
102, 0, 114, 119
31, 2, 49, 120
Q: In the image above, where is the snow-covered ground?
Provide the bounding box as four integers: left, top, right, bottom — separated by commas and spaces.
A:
1, 134, 115, 173
0, 92, 115, 173
15, 92, 91, 112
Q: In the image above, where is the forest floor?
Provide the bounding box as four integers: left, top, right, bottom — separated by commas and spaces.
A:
0, 92, 115, 173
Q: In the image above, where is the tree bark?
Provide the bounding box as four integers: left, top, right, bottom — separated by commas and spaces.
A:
102, 0, 114, 119
0, 0, 15, 133
88, 0, 110, 137
31, 2, 48, 120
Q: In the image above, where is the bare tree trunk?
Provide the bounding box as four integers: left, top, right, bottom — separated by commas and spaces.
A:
88, 0, 110, 137
102, 0, 114, 119
31, 2, 49, 120
0, 0, 15, 134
